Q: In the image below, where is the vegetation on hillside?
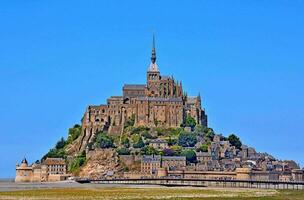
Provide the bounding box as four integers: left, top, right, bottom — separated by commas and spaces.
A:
181, 115, 197, 129
42, 124, 82, 161
95, 131, 115, 148
178, 132, 197, 147
41, 117, 245, 175
181, 149, 197, 163
68, 151, 86, 174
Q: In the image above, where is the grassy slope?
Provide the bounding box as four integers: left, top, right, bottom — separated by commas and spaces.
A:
0, 188, 304, 200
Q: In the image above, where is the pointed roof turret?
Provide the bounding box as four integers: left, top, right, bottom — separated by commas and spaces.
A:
22, 157, 28, 164
198, 92, 202, 103
20, 157, 28, 167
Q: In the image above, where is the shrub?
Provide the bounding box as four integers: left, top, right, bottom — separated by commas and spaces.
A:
197, 144, 209, 152
130, 126, 150, 135
166, 137, 178, 146
121, 137, 130, 148
181, 115, 197, 129
66, 125, 82, 144
181, 149, 197, 163
69, 151, 86, 173
141, 131, 156, 139
117, 147, 131, 155
42, 148, 66, 160
133, 137, 145, 148
96, 132, 114, 148
155, 127, 183, 137
140, 146, 158, 155
124, 114, 135, 128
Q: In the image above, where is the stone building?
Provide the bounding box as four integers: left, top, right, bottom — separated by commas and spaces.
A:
141, 155, 161, 175
15, 157, 68, 182
140, 155, 186, 175
77, 36, 208, 152
162, 156, 186, 170
43, 158, 67, 175
197, 152, 212, 163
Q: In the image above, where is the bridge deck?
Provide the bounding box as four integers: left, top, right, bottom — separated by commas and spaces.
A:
77, 178, 304, 190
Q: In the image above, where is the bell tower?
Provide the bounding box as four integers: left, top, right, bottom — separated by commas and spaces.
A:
147, 34, 160, 97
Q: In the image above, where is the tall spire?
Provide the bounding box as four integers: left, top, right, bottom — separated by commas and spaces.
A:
148, 34, 159, 72
151, 34, 156, 64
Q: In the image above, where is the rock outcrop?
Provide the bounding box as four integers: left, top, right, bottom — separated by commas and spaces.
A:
79, 149, 123, 179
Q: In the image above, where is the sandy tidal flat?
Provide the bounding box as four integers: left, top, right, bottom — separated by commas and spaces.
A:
0, 182, 304, 200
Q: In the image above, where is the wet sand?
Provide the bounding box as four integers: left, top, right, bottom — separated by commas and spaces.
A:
0, 181, 167, 192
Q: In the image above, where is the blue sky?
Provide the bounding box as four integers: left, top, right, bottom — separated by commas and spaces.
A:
0, 1, 303, 178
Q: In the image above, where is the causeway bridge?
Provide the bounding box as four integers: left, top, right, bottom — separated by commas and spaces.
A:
77, 178, 304, 190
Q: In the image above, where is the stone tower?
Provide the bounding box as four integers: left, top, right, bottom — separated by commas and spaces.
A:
147, 34, 160, 97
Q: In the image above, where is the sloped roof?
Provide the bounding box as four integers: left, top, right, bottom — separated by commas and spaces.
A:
123, 84, 146, 90
43, 158, 66, 165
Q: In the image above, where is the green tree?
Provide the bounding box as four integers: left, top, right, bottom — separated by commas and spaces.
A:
171, 145, 183, 156
181, 115, 197, 129
96, 132, 114, 148
55, 137, 66, 150
42, 148, 66, 160
228, 134, 242, 149
181, 149, 197, 163
42, 137, 67, 160
204, 127, 215, 140
178, 132, 197, 147
67, 125, 82, 144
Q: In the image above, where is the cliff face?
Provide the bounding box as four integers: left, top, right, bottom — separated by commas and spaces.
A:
65, 126, 98, 157
78, 149, 123, 179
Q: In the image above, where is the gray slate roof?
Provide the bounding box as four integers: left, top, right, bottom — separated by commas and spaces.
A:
162, 156, 186, 161
137, 97, 183, 102
123, 84, 146, 90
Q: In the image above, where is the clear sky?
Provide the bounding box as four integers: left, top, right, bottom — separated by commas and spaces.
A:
0, 1, 303, 178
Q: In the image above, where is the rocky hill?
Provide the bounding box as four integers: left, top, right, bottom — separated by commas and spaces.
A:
41, 117, 301, 179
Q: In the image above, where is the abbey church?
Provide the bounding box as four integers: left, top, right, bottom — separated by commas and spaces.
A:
79, 36, 207, 150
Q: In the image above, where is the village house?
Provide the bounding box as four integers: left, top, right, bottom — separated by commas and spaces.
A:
141, 155, 161, 175
197, 152, 212, 163
162, 156, 186, 170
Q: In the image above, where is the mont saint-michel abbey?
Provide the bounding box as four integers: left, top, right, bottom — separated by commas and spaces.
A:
81, 37, 207, 140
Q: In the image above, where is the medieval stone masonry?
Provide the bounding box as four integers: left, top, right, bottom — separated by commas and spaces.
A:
78, 36, 208, 152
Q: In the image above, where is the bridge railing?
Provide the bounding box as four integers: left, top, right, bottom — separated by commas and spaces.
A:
77, 177, 304, 190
